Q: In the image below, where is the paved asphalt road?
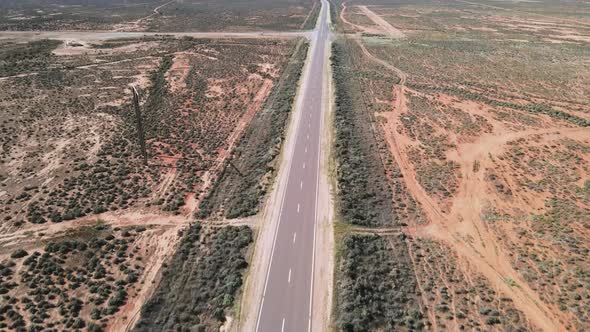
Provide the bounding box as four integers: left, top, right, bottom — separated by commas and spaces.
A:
255, 1, 330, 332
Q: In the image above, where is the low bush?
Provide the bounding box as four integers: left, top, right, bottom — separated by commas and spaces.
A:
134, 225, 252, 331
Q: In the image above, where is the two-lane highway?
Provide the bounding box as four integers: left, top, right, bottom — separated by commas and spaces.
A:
255, 1, 330, 331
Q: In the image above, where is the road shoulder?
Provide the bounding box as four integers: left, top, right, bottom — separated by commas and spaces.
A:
311, 24, 335, 332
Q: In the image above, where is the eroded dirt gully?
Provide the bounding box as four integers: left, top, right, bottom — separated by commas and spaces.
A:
338, 6, 569, 330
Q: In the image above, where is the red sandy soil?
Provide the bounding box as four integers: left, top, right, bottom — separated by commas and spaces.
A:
355, 34, 582, 329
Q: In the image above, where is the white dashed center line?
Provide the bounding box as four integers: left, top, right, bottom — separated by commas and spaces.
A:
288, 269, 292, 283
293, 232, 297, 243
297, 203, 300, 213
282, 318, 285, 332
300, 181, 303, 189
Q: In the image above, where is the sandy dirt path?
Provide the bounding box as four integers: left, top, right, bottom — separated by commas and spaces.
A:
339, 2, 367, 33
0, 54, 163, 81
300, 0, 319, 29
358, 5, 406, 39
114, 0, 175, 31
0, 209, 188, 251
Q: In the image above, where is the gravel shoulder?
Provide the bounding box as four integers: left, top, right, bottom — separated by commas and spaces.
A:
311, 13, 335, 330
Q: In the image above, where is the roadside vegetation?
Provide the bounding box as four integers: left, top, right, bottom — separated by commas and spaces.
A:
134, 224, 252, 331
0, 37, 294, 228
331, 40, 394, 227
302, 1, 321, 30
335, 234, 426, 331
198, 39, 309, 219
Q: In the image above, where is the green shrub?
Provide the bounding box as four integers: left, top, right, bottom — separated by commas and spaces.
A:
10, 249, 28, 259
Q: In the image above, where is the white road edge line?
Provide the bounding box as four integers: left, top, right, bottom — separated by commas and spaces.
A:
309, 3, 327, 329
255, 54, 308, 331
255, 2, 324, 331
309, 107, 321, 332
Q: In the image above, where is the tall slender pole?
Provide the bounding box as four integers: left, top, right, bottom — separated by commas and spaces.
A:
132, 86, 148, 165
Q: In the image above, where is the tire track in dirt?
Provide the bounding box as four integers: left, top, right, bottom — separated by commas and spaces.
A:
114, 0, 176, 32
300, 0, 319, 29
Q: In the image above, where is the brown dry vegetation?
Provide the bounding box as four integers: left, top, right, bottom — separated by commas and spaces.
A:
332, 0, 590, 330
197, 39, 310, 220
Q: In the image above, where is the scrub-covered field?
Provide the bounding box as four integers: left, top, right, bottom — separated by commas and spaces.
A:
331, 0, 590, 330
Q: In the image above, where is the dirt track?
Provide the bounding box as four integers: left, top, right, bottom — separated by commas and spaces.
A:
348, 15, 568, 327
358, 6, 405, 39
